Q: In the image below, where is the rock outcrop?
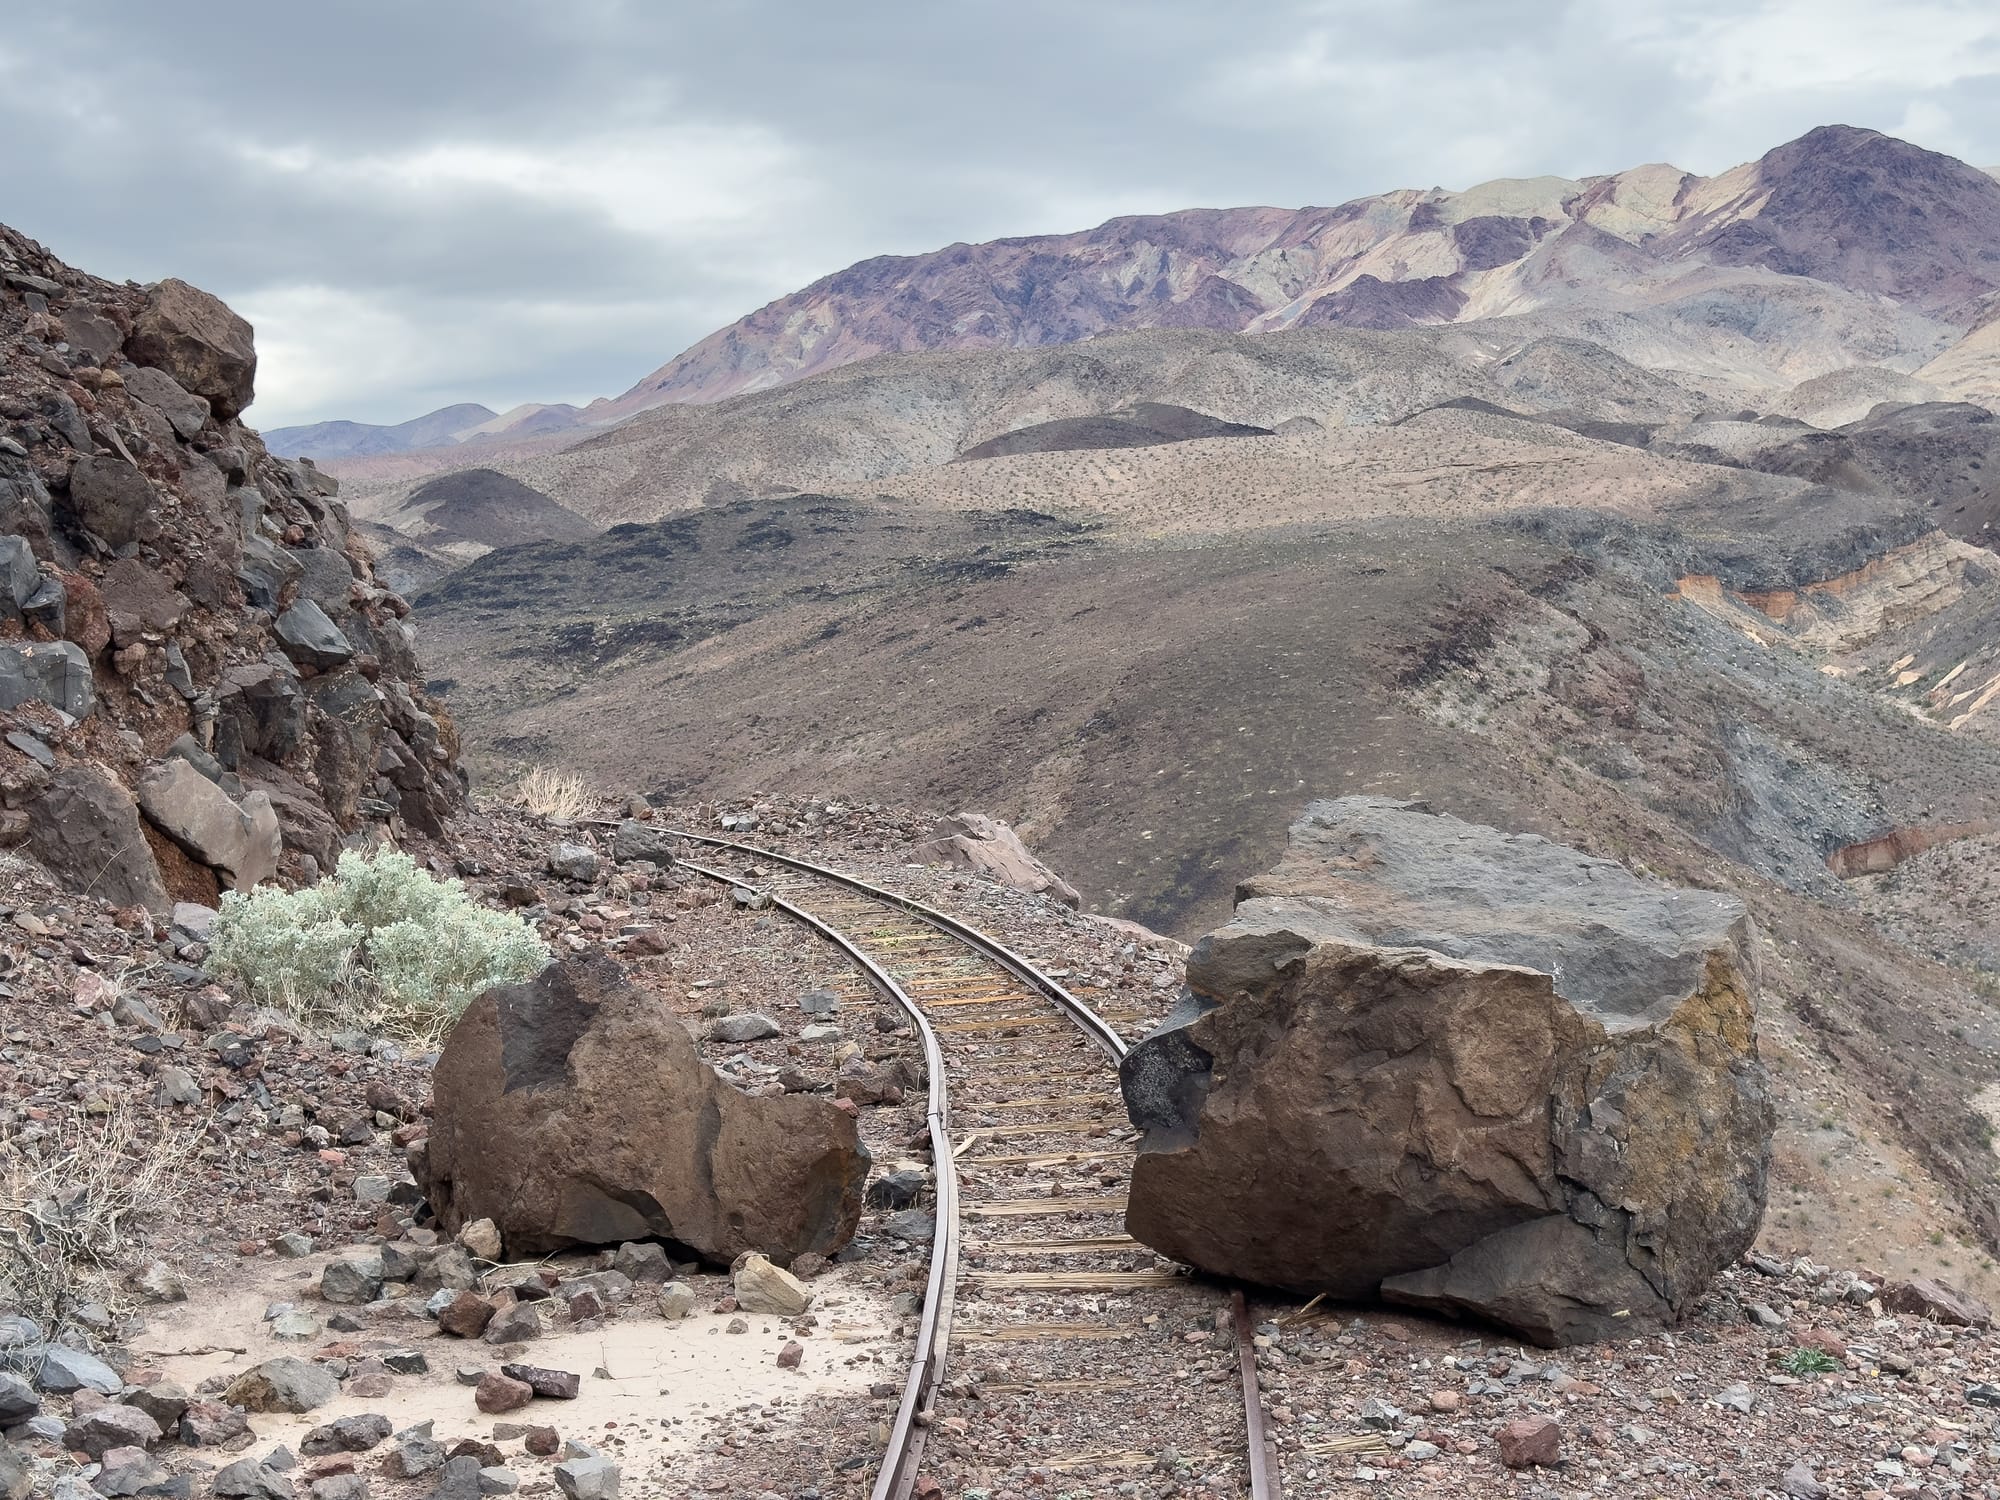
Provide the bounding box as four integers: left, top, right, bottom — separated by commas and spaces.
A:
0, 221, 463, 909
1120, 797, 1772, 1346
420, 954, 867, 1263
915, 811, 1081, 908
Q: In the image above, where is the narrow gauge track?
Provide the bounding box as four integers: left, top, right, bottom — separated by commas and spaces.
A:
664, 829, 1278, 1499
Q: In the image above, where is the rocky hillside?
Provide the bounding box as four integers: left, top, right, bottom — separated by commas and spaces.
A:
0, 222, 463, 909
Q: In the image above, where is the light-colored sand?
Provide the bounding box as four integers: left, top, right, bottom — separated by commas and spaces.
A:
132, 1247, 901, 1484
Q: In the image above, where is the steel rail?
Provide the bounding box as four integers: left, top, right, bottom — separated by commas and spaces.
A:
657, 828, 1276, 1499
674, 856, 957, 1500
661, 827, 1128, 1065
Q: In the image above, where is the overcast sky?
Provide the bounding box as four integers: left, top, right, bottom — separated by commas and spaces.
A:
4, 0, 1998, 429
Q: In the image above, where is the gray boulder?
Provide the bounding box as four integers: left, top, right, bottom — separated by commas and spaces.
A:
25, 767, 168, 914
123, 366, 210, 440
274, 601, 354, 671
33, 1344, 122, 1395
704, 1013, 779, 1044
125, 278, 256, 419
0, 1371, 38, 1423
0, 641, 94, 719
0, 1446, 28, 1500
609, 821, 674, 867
65, 456, 159, 549
223, 1357, 338, 1413
552, 1459, 617, 1500
65, 1404, 162, 1460
1120, 797, 1772, 1347
237, 537, 303, 612
212, 1460, 294, 1500
319, 1250, 385, 1306
423, 954, 866, 1263
0, 537, 40, 620
545, 843, 599, 883
138, 759, 280, 891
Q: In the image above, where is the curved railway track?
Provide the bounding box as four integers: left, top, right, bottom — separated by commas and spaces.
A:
663, 829, 1278, 1499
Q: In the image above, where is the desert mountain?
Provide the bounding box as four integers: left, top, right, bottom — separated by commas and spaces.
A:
309, 124, 2000, 477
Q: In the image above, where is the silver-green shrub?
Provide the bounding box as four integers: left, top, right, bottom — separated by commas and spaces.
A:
205, 846, 548, 1043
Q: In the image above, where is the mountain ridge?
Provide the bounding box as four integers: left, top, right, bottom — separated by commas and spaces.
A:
298, 125, 2000, 468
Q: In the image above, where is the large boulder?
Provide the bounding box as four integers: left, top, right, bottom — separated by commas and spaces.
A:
124, 278, 256, 419
914, 810, 1081, 908
0, 642, 93, 719
24, 766, 169, 914
1120, 797, 1771, 1347
65, 455, 160, 549
422, 954, 868, 1263
137, 758, 280, 891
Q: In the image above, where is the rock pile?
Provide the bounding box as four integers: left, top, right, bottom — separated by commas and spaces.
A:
1120, 797, 1773, 1346
420, 953, 869, 1262
0, 222, 463, 911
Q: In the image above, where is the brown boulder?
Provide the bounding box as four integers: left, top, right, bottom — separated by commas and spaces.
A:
914, 811, 1081, 908
423, 954, 867, 1262
25, 765, 169, 915
1120, 797, 1771, 1347
1881, 1277, 1992, 1326
124, 278, 256, 419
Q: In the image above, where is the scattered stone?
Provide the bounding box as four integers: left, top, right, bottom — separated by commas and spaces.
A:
477, 1471, 518, 1496
704, 1013, 780, 1043
796, 989, 839, 1017
776, 1342, 803, 1370
456, 1220, 503, 1262
224, 1358, 338, 1414
423, 955, 865, 1262
609, 822, 674, 867
319, 1251, 385, 1307
834, 1056, 905, 1106
426, 1457, 482, 1500
609, 1243, 672, 1284
655, 1283, 697, 1321
523, 1430, 559, 1459
93, 1446, 170, 1497
1782, 1459, 1830, 1500
489, 1364, 573, 1401
552, 1458, 618, 1500
1881, 1277, 1993, 1326
883, 1209, 936, 1243
307, 1478, 367, 1500
866, 1169, 928, 1211
381, 1425, 442, 1481
1495, 1415, 1561, 1468
733, 1254, 812, 1317
35, 1346, 123, 1395
473, 1375, 533, 1416
211, 1460, 294, 1500
122, 1383, 189, 1432
482, 1302, 544, 1345
546, 844, 599, 883
66, 1405, 163, 1460
438, 1292, 495, 1340
179, 1401, 251, 1447
273, 602, 354, 672
0, 1373, 40, 1424
380, 1351, 428, 1376
300, 1416, 391, 1456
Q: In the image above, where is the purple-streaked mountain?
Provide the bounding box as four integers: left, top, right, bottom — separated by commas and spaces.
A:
315, 126, 2000, 471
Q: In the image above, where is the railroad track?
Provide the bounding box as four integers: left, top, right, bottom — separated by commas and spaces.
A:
662, 828, 1279, 1499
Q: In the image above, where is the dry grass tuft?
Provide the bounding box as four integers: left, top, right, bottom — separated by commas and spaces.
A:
514, 765, 593, 820
0, 1101, 205, 1339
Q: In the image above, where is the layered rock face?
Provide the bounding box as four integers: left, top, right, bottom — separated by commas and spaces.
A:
0, 223, 462, 909
1120, 797, 1772, 1346
421, 954, 868, 1263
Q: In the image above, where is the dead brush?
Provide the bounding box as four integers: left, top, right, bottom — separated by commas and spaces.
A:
512, 765, 593, 821
0, 1100, 205, 1341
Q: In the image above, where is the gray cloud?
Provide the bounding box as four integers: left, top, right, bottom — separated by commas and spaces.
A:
4, 0, 1996, 426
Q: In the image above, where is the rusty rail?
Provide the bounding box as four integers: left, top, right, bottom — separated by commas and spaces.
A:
663, 828, 1276, 1499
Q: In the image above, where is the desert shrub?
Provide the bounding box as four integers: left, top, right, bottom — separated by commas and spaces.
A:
205, 847, 549, 1043
1780, 1346, 1838, 1377
514, 765, 592, 820
0, 1103, 201, 1340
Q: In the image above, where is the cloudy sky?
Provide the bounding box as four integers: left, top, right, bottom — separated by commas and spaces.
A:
4, 0, 1997, 428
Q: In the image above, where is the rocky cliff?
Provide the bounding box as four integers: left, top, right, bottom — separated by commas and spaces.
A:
0, 222, 462, 911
